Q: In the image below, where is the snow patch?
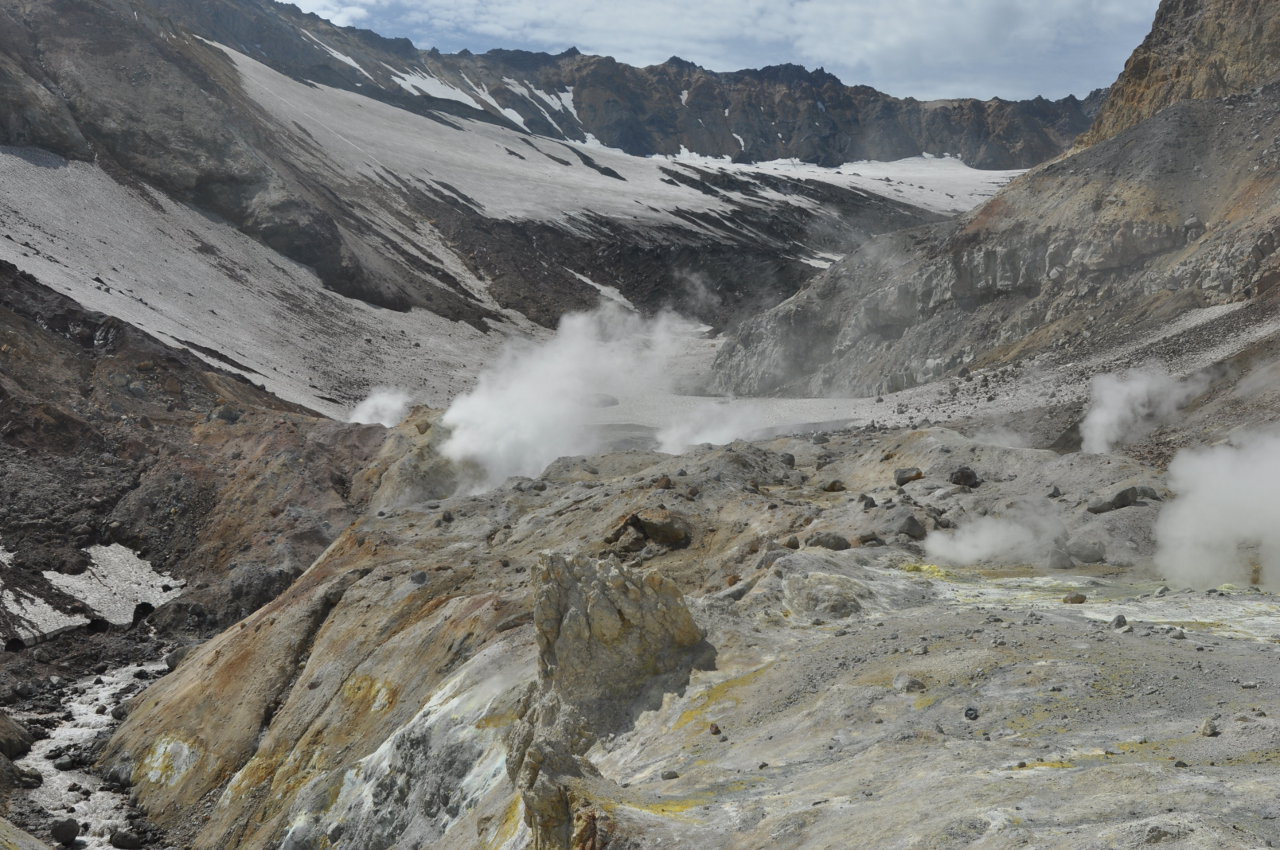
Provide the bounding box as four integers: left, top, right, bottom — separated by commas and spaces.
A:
384, 64, 483, 110
44, 544, 184, 627
301, 31, 372, 80
567, 269, 638, 311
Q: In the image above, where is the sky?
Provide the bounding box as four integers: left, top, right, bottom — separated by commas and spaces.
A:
281, 0, 1162, 101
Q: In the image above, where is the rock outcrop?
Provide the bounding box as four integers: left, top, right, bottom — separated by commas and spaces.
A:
1079, 0, 1280, 147
506, 554, 708, 849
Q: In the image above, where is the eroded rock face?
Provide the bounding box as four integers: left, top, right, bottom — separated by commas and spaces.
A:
508, 553, 707, 850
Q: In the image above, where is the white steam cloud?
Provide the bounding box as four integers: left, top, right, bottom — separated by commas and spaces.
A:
1154, 432, 1280, 589
924, 505, 1067, 568
348, 387, 412, 427
441, 305, 775, 491
1080, 366, 1208, 453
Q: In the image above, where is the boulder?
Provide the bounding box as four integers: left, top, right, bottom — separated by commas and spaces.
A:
948, 466, 982, 488
895, 514, 927, 541
894, 467, 924, 487
0, 713, 33, 759
805, 532, 851, 551
50, 818, 79, 846
605, 509, 693, 549
1067, 538, 1106, 564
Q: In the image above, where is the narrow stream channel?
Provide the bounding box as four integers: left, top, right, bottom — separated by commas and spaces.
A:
14, 660, 167, 848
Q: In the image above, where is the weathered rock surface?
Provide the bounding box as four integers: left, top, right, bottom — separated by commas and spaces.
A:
506, 554, 708, 849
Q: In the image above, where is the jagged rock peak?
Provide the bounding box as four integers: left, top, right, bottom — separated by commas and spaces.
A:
1079, 0, 1280, 147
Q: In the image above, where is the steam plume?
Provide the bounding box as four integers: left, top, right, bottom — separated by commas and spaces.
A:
1154, 432, 1280, 589
441, 306, 694, 491
1080, 366, 1208, 453
924, 503, 1067, 567
348, 387, 411, 427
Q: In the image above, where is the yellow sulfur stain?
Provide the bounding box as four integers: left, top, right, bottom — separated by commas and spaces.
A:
140, 735, 201, 787
341, 676, 398, 716
914, 695, 939, 710
675, 664, 774, 730
901, 562, 951, 579
475, 710, 519, 730
482, 796, 524, 849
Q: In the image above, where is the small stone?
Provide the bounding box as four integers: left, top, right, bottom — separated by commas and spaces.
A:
964, 707, 980, 721
660, 770, 679, 781
1086, 498, 1115, 514
1200, 719, 1219, 737
858, 493, 877, 510
822, 479, 846, 493
1047, 485, 1062, 498
1170, 629, 1187, 640
893, 673, 926, 693
894, 467, 924, 487
783, 536, 800, 550
805, 531, 850, 551
10, 765, 42, 788
1062, 593, 1087, 604
109, 831, 144, 849
1109, 614, 1128, 629
1173, 760, 1188, 768
1241, 681, 1260, 689
709, 723, 721, 735
948, 466, 981, 488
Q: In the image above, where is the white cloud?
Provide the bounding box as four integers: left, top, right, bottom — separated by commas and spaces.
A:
284, 0, 1161, 99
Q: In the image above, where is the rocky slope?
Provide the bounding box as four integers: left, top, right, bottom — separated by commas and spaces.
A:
10, 0, 1280, 847
712, 0, 1280, 398
85, 375, 1280, 849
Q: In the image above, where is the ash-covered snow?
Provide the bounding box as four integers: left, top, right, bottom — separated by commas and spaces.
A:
0, 540, 183, 641
0, 146, 508, 417
44, 545, 183, 627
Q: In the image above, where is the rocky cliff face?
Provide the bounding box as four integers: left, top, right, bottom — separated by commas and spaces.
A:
713, 0, 1280, 398
432, 52, 1103, 170
1079, 0, 1280, 147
